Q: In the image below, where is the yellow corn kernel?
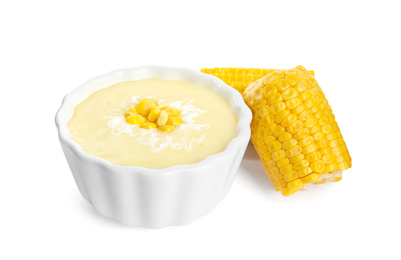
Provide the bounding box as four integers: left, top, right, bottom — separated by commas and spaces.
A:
282, 88, 298, 101
293, 128, 309, 140
318, 147, 331, 156
147, 106, 161, 122
264, 136, 276, 145
255, 99, 267, 108
286, 145, 302, 157
281, 188, 298, 196
304, 116, 318, 128
293, 159, 309, 171
298, 167, 313, 178
125, 114, 145, 125
278, 131, 292, 142
272, 150, 286, 161
273, 125, 285, 138
263, 85, 278, 99
287, 120, 304, 134
140, 123, 157, 129
271, 167, 280, 175
303, 143, 318, 154
270, 102, 286, 115
268, 140, 282, 153
165, 107, 180, 117
324, 163, 338, 173
313, 132, 324, 141
273, 172, 283, 181
278, 180, 287, 188
287, 179, 303, 190
299, 90, 312, 102
286, 74, 300, 86
298, 136, 314, 147
276, 79, 290, 92
339, 161, 351, 170
324, 163, 341, 172
310, 160, 325, 173
299, 110, 311, 121
267, 93, 283, 105
137, 98, 156, 117
281, 113, 297, 128
124, 110, 136, 118
301, 173, 320, 184
156, 110, 168, 126
261, 114, 275, 126
287, 120, 303, 134
290, 153, 305, 164
265, 123, 276, 135
306, 151, 322, 162
240, 66, 351, 196
286, 97, 302, 110
304, 96, 317, 108
258, 105, 270, 117
266, 160, 276, 168
276, 158, 290, 168
263, 74, 281, 85
322, 124, 332, 134
124, 106, 138, 117
310, 124, 321, 135
295, 80, 309, 92
158, 125, 175, 132
322, 154, 336, 164
282, 138, 297, 150
283, 170, 297, 182
292, 103, 307, 115
275, 109, 291, 123
336, 154, 346, 163
167, 117, 183, 126
316, 138, 329, 148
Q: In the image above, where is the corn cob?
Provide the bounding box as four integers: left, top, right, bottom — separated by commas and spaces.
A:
201, 67, 314, 95
242, 66, 351, 196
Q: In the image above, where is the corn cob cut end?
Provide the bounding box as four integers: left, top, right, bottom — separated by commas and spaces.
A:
243, 65, 351, 196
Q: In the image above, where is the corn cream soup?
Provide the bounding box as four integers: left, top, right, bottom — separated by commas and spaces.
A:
67, 79, 238, 168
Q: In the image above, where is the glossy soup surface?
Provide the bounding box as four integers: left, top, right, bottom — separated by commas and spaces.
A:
67, 78, 238, 168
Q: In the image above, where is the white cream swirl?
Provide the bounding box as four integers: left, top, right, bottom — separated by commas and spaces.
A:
106, 96, 210, 153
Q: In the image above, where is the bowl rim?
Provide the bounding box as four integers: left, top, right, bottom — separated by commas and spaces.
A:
55, 65, 252, 176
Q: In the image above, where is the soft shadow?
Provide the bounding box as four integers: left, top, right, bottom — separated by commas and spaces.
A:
239, 142, 276, 194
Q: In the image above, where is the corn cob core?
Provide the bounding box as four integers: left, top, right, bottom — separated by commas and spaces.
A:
201, 67, 314, 95
243, 66, 351, 196
124, 98, 183, 132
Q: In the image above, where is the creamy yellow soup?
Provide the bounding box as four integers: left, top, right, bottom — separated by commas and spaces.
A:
68, 79, 238, 168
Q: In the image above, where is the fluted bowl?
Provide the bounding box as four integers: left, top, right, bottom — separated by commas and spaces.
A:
55, 66, 252, 228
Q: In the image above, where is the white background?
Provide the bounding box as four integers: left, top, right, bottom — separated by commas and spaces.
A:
1, 0, 400, 259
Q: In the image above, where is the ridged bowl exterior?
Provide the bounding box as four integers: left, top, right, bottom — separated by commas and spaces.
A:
55, 66, 252, 228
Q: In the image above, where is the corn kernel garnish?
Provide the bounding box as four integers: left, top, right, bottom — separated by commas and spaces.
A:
125, 114, 144, 125
165, 107, 180, 117
158, 125, 175, 132
148, 106, 161, 122
136, 98, 156, 117
166, 117, 183, 126
140, 123, 157, 129
123, 98, 184, 132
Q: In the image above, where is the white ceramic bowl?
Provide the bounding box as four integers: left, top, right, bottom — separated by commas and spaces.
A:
55, 66, 252, 228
